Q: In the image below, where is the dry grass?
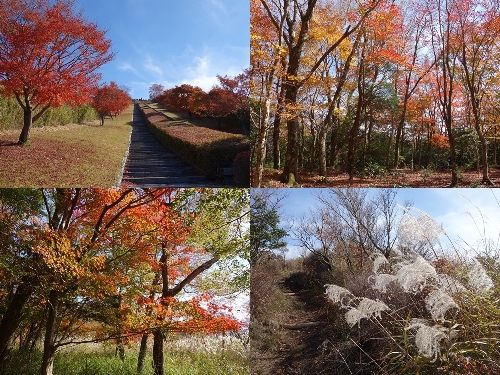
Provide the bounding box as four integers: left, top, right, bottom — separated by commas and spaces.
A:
0, 106, 133, 187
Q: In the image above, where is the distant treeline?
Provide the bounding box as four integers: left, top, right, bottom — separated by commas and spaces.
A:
0, 95, 98, 131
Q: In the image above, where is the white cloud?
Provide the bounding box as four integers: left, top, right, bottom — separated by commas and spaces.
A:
144, 56, 163, 78
118, 62, 138, 74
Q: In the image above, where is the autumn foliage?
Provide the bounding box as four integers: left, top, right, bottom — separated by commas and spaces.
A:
91, 82, 132, 125
151, 71, 250, 132
0, 188, 249, 375
0, 0, 114, 143
251, 0, 500, 187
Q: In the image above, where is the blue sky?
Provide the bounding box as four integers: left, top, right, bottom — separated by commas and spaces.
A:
74, 0, 249, 99
273, 189, 500, 258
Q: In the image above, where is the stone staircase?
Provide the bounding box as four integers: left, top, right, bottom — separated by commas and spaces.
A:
120, 105, 220, 187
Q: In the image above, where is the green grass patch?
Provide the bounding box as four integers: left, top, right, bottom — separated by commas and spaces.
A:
0, 106, 133, 187
2, 337, 248, 375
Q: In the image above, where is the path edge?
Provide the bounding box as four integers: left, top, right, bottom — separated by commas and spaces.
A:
114, 105, 134, 187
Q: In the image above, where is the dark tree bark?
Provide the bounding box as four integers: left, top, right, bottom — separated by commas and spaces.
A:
0, 283, 33, 364
152, 330, 164, 375
40, 290, 60, 375
137, 334, 149, 373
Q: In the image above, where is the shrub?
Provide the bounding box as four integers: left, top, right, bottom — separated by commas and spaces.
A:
357, 162, 387, 179
139, 105, 249, 177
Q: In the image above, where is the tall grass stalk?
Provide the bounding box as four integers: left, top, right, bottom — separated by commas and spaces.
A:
1, 335, 248, 375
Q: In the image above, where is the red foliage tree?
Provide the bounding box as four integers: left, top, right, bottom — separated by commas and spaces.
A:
0, 0, 114, 144
92, 82, 132, 125
206, 87, 240, 128
208, 73, 250, 131
157, 84, 206, 116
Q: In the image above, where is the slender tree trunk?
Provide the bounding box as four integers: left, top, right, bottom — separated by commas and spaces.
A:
318, 126, 327, 178
253, 99, 270, 187
152, 330, 164, 375
462, 64, 492, 185
0, 283, 33, 365
273, 78, 286, 170
40, 290, 60, 375
137, 334, 149, 373
393, 116, 405, 168
347, 98, 363, 181
494, 126, 497, 165
347, 52, 365, 181
281, 86, 300, 185
329, 120, 337, 168
272, 115, 281, 170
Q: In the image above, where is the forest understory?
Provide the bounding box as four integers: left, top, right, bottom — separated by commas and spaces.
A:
259, 167, 500, 188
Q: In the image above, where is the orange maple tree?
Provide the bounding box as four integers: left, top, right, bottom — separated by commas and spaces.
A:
0, 188, 248, 375
0, 0, 114, 144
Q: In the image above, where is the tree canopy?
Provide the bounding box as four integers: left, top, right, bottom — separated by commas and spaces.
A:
251, 0, 500, 187
0, 0, 115, 144
0, 188, 249, 375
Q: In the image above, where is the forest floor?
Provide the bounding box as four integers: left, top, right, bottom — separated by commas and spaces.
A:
259, 167, 500, 187
251, 280, 337, 375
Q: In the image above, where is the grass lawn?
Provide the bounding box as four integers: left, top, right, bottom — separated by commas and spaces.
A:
3, 335, 249, 375
0, 105, 133, 187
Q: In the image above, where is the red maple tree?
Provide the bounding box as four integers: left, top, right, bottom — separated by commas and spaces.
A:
157, 84, 206, 116
92, 82, 132, 125
0, 0, 115, 144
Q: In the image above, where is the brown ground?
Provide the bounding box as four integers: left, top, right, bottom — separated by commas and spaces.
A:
251, 284, 339, 375
258, 167, 500, 188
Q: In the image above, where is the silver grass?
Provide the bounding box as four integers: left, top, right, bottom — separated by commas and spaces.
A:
370, 273, 397, 293
325, 284, 355, 307
406, 319, 448, 361
467, 259, 494, 293
345, 307, 368, 328
395, 255, 437, 293
425, 289, 459, 322
397, 207, 444, 248
344, 298, 390, 328
372, 252, 388, 274
436, 274, 467, 294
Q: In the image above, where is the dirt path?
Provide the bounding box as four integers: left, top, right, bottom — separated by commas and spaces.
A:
253, 283, 334, 375
120, 104, 219, 187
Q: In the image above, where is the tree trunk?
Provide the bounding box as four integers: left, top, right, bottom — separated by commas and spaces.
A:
318, 126, 327, 178
152, 330, 164, 375
347, 99, 363, 181
40, 290, 60, 375
137, 334, 149, 373
281, 87, 300, 185
0, 283, 33, 364
253, 99, 270, 187
18, 106, 33, 144
347, 55, 365, 181
273, 78, 286, 170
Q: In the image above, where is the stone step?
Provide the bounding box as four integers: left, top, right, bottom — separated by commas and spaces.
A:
122, 176, 209, 185
119, 104, 220, 187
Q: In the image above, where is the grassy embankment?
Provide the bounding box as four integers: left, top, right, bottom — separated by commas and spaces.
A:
0, 106, 133, 187
3, 336, 248, 375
